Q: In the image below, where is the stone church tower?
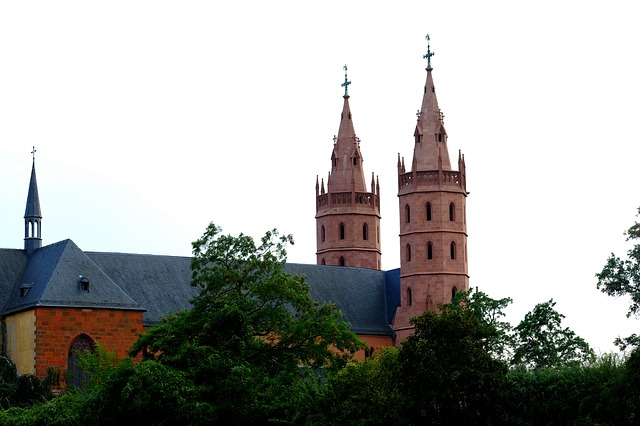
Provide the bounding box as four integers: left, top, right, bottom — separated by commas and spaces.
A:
316, 66, 381, 270
393, 38, 469, 341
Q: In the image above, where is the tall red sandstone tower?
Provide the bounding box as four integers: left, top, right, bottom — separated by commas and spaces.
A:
316, 66, 381, 270
393, 37, 469, 341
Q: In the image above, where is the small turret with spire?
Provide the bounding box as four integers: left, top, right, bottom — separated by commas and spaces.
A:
24, 147, 42, 255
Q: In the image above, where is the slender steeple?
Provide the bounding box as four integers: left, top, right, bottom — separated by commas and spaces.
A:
24, 147, 42, 255
413, 34, 451, 171
315, 65, 381, 270
329, 65, 367, 193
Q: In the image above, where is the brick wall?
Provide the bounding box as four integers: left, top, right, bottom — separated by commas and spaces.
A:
33, 307, 143, 378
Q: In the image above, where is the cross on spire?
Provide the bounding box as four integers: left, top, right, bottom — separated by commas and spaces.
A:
341, 64, 351, 97
423, 34, 435, 69
31, 146, 36, 160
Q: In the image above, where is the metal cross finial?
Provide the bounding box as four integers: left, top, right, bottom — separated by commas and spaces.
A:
341, 64, 351, 97
423, 34, 435, 69
31, 146, 36, 160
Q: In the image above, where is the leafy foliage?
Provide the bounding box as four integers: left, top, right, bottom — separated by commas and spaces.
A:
397, 292, 509, 424
511, 299, 594, 368
597, 207, 640, 349
128, 223, 363, 423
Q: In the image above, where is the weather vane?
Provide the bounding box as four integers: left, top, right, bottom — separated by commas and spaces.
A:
31, 146, 36, 160
423, 34, 435, 69
341, 64, 351, 97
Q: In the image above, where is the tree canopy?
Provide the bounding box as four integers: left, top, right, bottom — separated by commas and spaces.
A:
597, 207, 640, 349
129, 223, 364, 422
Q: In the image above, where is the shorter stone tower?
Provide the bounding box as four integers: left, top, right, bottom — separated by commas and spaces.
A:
316, 66, 381, 270
24, 148, 42, 256
393, 38, 469, 341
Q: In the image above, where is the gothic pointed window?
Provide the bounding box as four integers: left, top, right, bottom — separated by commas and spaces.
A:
321, 258, 326, 265
407, 287, 413, 307
406, 244, 412, 262
427, 241, 433, 260
339, 223, 345, 240
339, 256, 345, 267
426, 202, 432, 221
68, 334, 95, 388
450, 241, 456, 260
362, 223, 368, 240
449, 203, 455, 221
451, 286, 458, 301
405, 205, 411, 223
321, 225, 326, 242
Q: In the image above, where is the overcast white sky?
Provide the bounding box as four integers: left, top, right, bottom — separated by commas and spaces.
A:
1, 1, 638, 353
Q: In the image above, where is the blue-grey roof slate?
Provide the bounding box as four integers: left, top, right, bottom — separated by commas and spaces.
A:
1, 241, 399, 337
3, 240, 142, 315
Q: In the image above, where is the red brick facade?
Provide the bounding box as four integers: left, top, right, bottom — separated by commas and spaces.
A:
33, 307, 143, 378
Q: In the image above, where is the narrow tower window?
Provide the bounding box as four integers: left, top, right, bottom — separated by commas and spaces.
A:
451, 286, 458, 301
406, 244, 412, 262
426, 202, 432, 221
321, 225, 326, 242
339, 223, 345, 240
449, 203, 455, 221
362, 223, 368, 240
405, 205, 411, 223
321, 258, 326, 265
407, 288, 413, 307
427, 241, 433, 260
339, 256, 345, 267
450, 241, 456, 260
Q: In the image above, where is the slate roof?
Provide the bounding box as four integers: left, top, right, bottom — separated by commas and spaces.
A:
2, 240, 142, 315
285, 263, 399, 336
85, 251, 196, 326
1, 241, 400, 337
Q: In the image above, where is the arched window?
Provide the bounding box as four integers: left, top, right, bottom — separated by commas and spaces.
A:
362, 223, 368, 240
339, 256, 345, 267
450, 241, 456, 260
407, 287, 413, 307
405, 204, 411, 223
339, 223, 345, 240
68, 334, 95, 388
451, 286, 458, 300
426, 202, 432, 221
321, 225, 326, 242
321, 258, 326, 265
406, 244, 412, 262
377, 226, 380, 243
427, 241, 433, 260
449, 202, 455, 221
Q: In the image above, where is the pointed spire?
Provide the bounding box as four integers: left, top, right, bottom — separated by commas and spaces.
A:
328, 65, 367, 193
413, 35, 452, 172
24, 147, 42, 255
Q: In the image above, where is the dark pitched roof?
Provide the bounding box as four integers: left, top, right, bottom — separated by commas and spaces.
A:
2, 240, 142, 315
0, 240, 400, 336
285, 263, 396, 336
85, 252, 195, 326
0, 249, 27, 304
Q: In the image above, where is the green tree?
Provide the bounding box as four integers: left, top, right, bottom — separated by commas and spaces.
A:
397, 292, 509, 424
467, 290, 514, 362
129, 223, 364, 423
511, 299, 594, 368
597, 207, 640, 349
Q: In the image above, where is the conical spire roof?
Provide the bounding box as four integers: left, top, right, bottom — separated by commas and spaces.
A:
24, 159, 42, 219
412, 38, 452, 171
328, 66, 367, 193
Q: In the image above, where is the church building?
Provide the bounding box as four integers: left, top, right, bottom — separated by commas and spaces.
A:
0, 38, 468, 379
